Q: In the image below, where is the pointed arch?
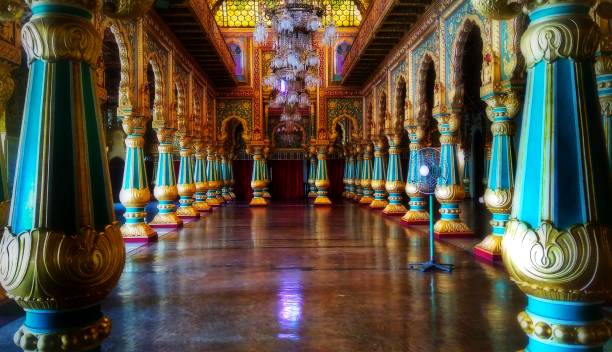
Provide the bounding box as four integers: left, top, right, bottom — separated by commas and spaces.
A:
329, 114, 360, 141
415, 52, 438, 123
220, 116, 251, 143
146, 53, 166, 127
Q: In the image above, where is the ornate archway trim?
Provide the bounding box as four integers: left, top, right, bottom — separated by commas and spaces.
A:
329, 114, 360, 141
220, 116, 251, 142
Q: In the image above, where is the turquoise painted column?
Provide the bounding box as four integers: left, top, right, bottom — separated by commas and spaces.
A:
150, 127, 183, 229
595, 41, 611, 165
221, 152, 232, 201
0, 60, 14, 226
369, 138, 388, 209
401, 121, 429, 224
308, 153, 318, 198
176, 132, 199, 220
433, 110, 472, 237
0, 1, 153, 349
193, 140, 211, 213
250, 146, 267, 206
471, 1, 612, 351
383, 131, 407, 216
215, 152, 226, 204
474, 91, 518, 261
353, 146, 362, 202
206, 145, 221, 207
314, 145, 332, 205
359, 143, 374, 204
345, 151, 355, 199
342, 148, 351, 198
462, 152, 471, 198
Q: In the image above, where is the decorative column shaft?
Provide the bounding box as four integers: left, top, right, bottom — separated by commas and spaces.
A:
193, 140, 211, 213
250, 146, 268, 206
474, 92, 517, 261
401, 122, 429, 224
359, 144, 374, 204
228, 153, 236, 199
383, 133, 407, 215
433, 111, 472, 237
120, 115, 157, 241
0, 1, 154, 350
369, 139, 388, 209
471, 1, 612, 351
314, 145, 332, 205
353, 147, 362, 202
215, 152, 225, 204
176, 134, 199, 220
307, 154, 318, 198
0, 60, 15, 225
262, 155, 271, 200
221, 152, 232, 201
342, 149, 352, 198
345, 152, 355, 199
206, 146, 221, 207
150, 127, 183, 228
462, 152, 471, 197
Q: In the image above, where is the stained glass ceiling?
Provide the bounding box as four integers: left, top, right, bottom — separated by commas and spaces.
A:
210, 0, 369, 27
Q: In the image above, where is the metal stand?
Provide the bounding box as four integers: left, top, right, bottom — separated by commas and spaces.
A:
408, 194, 454, 272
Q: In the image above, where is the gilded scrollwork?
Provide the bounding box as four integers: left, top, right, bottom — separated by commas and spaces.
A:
470, 0, 521, 20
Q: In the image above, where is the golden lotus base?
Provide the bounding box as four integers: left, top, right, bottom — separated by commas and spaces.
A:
369, 199, 388, 209
216, 196, 226, 204
250, 197, 268, 207
314, 196, 332, 206
207, 198, 221, 207
353, 195, 362, 202
345, 192, 355, 199
473, 234, 502, 261
263, 192, 272, 199
194, 201, 212, 212
177, 206, 200, 221
434, 220, 473, 238
308, 191, 318, 198
359, 196, 373, 204
383, 203, 408, 216
121, 222, 158, 243
400, 210, 429, 225
230, 192, 236, 199
223, 194, 233, 202
150, 213, 183, 229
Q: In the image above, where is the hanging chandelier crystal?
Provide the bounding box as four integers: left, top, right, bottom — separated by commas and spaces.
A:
255, 0, 337, 127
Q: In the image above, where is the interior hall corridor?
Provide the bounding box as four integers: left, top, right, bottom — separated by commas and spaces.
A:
0, 202, 528, 351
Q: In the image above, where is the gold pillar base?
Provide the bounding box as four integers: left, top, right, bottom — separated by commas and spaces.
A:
369, 199, 388, 209
207, 198, 221, 207
308, 191, 318, 198
194, 201, 212, 212
121, 222, 157, 243
177, 206, 200, 220
314, 196, 332, 205
230, 192, 236, 199
150, 212, 183, 228
400, 210, 429, 224
345, 192, 355, 199
249, 197, 268, 207
223, 194, 233, 201
263, 192, 272, 199
216, 195, 226, 204
382, 203, 408, 215
473, 234, 502, 261
433, 219, 473, 238
359, 196, 374, 204
353, 194, 362, 202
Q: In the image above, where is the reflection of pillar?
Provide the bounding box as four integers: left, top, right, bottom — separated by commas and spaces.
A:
401, 122, 429, 224
383, 133, 407, 215
596, 41, 611, 165
150, 127, 183, 228
359, 143, 374, 204
193, 140, 211, 213
474, 92, 517, 261
120, 114, 157, 241
433, 111, 472, 237
473, 1, 612, 351
0, 60, 15, 226
0, 1, 152, 348
221, 152, 232, 201
250, 146, 268, 206
176, 133, 199, 220
462, 152, 471, 198
369, 139, 388, 209
215, 152, 225, 204
314, 145, 332, 205
307, 154, 318, 198
353, 145, 362, 202
206, 146, 221, 207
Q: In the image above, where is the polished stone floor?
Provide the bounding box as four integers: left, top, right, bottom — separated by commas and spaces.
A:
0, 201, 550, 351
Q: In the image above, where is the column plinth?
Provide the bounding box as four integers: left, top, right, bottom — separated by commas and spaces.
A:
369, 141, 388, 209
250, 147, 268, 206
383, 134, 407, 215
401, 123, 429, 224
150, 130, 183, 229
359, 144, 374, 204
314, 146, 332, 206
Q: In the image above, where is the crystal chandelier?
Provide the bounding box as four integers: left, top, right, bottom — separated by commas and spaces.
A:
255, 0, 337, 123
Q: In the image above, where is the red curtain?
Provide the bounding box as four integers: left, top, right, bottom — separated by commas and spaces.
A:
233, 159, 254, 201
269, 160, 304, 200
327, 158, 345, 201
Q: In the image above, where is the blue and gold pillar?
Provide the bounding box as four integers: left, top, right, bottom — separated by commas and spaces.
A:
250, 146, 268, 206
193, 140, 211, 213
221, 150, 232, 202
0, 1, 152, 349
353, 144, 363, 202
150, 127, 183, 228
308, 151, 318, 198
342, 147, 352, 199
401, 121, 429, 224
433, 110, 472, 237
176, 132, 199, 220
370, 138, 388, 209
474, 91, 518, 261
472, 0, 612, 350
262, 147, 272, 200
359, 143, 374, 204
228, 151, 237, 200
383, 129, 407, 216
314, 145, 332, 206
214, 150, 225, 204
206, 145, 221, 207
462, 152, 471, 197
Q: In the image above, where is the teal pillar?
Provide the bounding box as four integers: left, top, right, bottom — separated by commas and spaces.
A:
462, 152, 471, 198
150, 127, 183, 228
262, 155, 272, 200
206, 146, 221, 207
342, 149, 352, 198
0, 1, 153, 349
471, 1, 612, 351
250, 146, 267, 206
307, 154, 318, 198
214, 153, 225, 204
314, 146, 331, 205
176, 133, 199, 220
193, 141, 211, 213
221, 152, 232, 201
369, 139, 388, 209
401, 122, 429, 224
433, 110, 472, 237
345, 152, 355, 199
353, 148, 362, 202
359, 144, 374, 204
474, 91, 518, 261
383, 133, 407, 215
